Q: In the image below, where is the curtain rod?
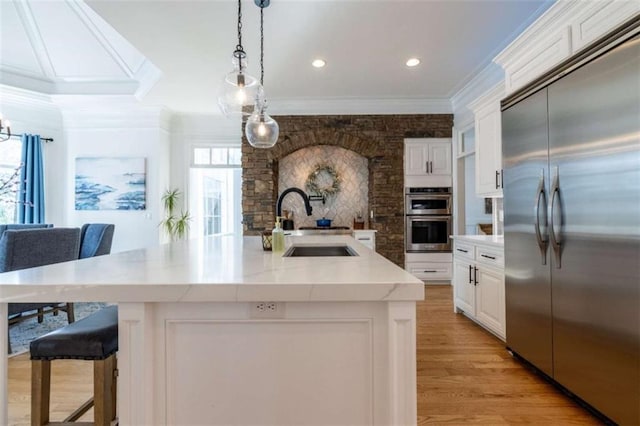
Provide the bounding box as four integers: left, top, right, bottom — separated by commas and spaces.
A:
0, 132, 54, 143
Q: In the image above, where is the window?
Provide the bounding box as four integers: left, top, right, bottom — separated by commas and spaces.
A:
0, 139, 22, 223
189, 147, 242, 237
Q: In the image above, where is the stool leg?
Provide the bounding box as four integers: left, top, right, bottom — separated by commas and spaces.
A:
94, 355, 115, 426
31, 360, 51, 426
66, 303, 75, 323
111, 356, 117, 421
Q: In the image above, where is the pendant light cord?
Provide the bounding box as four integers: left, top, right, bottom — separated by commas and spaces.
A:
235, 0, 245, 72
237, 0, 243, 50
260, 0, 265, 86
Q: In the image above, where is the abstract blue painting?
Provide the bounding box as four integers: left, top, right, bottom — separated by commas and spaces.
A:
75, 157, 146, 210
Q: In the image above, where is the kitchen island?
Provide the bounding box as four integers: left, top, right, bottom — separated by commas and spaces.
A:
0, 234, 424, 425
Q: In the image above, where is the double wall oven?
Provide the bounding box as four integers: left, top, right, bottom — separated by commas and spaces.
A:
405, 187, 452, 252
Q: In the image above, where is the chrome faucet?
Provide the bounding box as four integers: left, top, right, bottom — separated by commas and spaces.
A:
276, 187, 313, 217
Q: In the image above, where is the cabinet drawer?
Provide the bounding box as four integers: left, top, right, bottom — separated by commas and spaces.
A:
476, 246, 504, 267
353, 231, 376, 251
406, 262, 452, 281
453, 242, 474, 261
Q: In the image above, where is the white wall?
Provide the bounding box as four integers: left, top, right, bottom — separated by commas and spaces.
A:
0, 86, 66, 226
60, 98, 171, 252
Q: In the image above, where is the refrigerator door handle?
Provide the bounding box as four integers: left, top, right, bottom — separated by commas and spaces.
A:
534, 169, 548, 265
549, 166, 562, 268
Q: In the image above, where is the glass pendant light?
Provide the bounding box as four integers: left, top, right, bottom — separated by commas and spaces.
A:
246, 98, 279, 148
246, 0, 279, 148
217, 0, 261, 118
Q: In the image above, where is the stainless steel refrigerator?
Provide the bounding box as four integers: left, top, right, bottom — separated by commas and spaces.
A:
502, 21, 639, 425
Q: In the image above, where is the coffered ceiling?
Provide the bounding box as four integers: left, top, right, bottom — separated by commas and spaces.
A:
1, 0, 555, 115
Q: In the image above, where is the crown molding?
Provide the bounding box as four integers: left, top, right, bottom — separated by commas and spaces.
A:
55, 95, 170, 129
0, 83, 56, 109
467, 81, 506, 113
267, 97, 452, 116
494, 0, 580, 69
450, 63, 504, 116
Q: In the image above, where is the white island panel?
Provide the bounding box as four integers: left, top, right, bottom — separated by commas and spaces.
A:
1, 235, 423, 425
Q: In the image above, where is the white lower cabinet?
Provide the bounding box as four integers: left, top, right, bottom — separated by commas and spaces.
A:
453, 238, 505, 340
352, 230, 376, 251
407, 262, 452, 282
405, 252, 452, 283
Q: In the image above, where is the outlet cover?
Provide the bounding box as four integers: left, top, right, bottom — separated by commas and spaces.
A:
250, 302, 285, 319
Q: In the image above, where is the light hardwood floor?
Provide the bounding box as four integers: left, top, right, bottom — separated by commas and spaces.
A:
417, 286, 601, 425
8, 285, 601, 425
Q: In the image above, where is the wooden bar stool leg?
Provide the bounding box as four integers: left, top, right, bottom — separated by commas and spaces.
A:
94, 355, 115, 426
66, 303, 75, 323
31, 360, 51, 426
111, 356, 117, 421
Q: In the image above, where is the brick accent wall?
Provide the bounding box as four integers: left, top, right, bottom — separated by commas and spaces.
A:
242, 114, 453, 267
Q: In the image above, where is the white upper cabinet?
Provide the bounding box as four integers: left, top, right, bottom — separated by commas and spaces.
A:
495, 1, 640, 95
468, 83, 505, 197
428, 142, 452, 176
570, 1, 640, 52
497, 26, 572, 95
404, 138, 452, 187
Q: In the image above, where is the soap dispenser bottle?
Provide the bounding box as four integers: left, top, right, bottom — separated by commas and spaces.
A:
272, 216, 285, 253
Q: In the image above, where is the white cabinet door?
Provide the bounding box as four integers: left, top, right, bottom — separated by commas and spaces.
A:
428, 141, 452, 176
469, 83, 504, 197
475, 103, 503, 197
453, 260, 475, 315
476, 102, 502, 197
405, 142, 428, 175
475, 266, 505, 339
405, 139, 452, 178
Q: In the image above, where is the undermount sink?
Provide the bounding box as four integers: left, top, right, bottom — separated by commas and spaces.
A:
283, 245, 358, 257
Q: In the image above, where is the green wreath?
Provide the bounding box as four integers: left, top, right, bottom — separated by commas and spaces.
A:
305, 164, 341, 199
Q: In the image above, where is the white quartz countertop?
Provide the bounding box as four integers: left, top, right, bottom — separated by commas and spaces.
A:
0, 235, 424, 303
451, 234, 504, 248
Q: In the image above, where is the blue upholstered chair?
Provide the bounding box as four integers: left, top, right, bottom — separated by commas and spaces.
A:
0, 223, 53, 236
1, 227, 81, 353
79, 223, 115, 259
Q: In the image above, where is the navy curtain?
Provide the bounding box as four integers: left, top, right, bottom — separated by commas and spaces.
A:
18, 134, 45, 224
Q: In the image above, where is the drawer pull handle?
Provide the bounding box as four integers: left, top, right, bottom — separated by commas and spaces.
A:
357, 237, 371, 241
481, 254, 496, 260
456, 248, 468, 253
423, 270, 438, 273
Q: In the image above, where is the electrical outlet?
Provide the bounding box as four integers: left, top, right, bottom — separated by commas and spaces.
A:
250, 302, 285, 318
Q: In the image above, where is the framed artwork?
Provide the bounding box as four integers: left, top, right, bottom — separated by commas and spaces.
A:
75, 157, 146, 210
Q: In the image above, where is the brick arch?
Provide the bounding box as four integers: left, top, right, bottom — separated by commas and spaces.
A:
268, 129, 383, 160
241, 113, 453, 267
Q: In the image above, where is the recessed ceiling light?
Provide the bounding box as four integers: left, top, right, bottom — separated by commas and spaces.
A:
406, 58, 420, 67
312, 59, 326, 68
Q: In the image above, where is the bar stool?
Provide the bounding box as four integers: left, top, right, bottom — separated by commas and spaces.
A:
29, 305, 118, 426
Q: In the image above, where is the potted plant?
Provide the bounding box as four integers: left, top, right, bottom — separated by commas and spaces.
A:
160, 188, 191, 241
